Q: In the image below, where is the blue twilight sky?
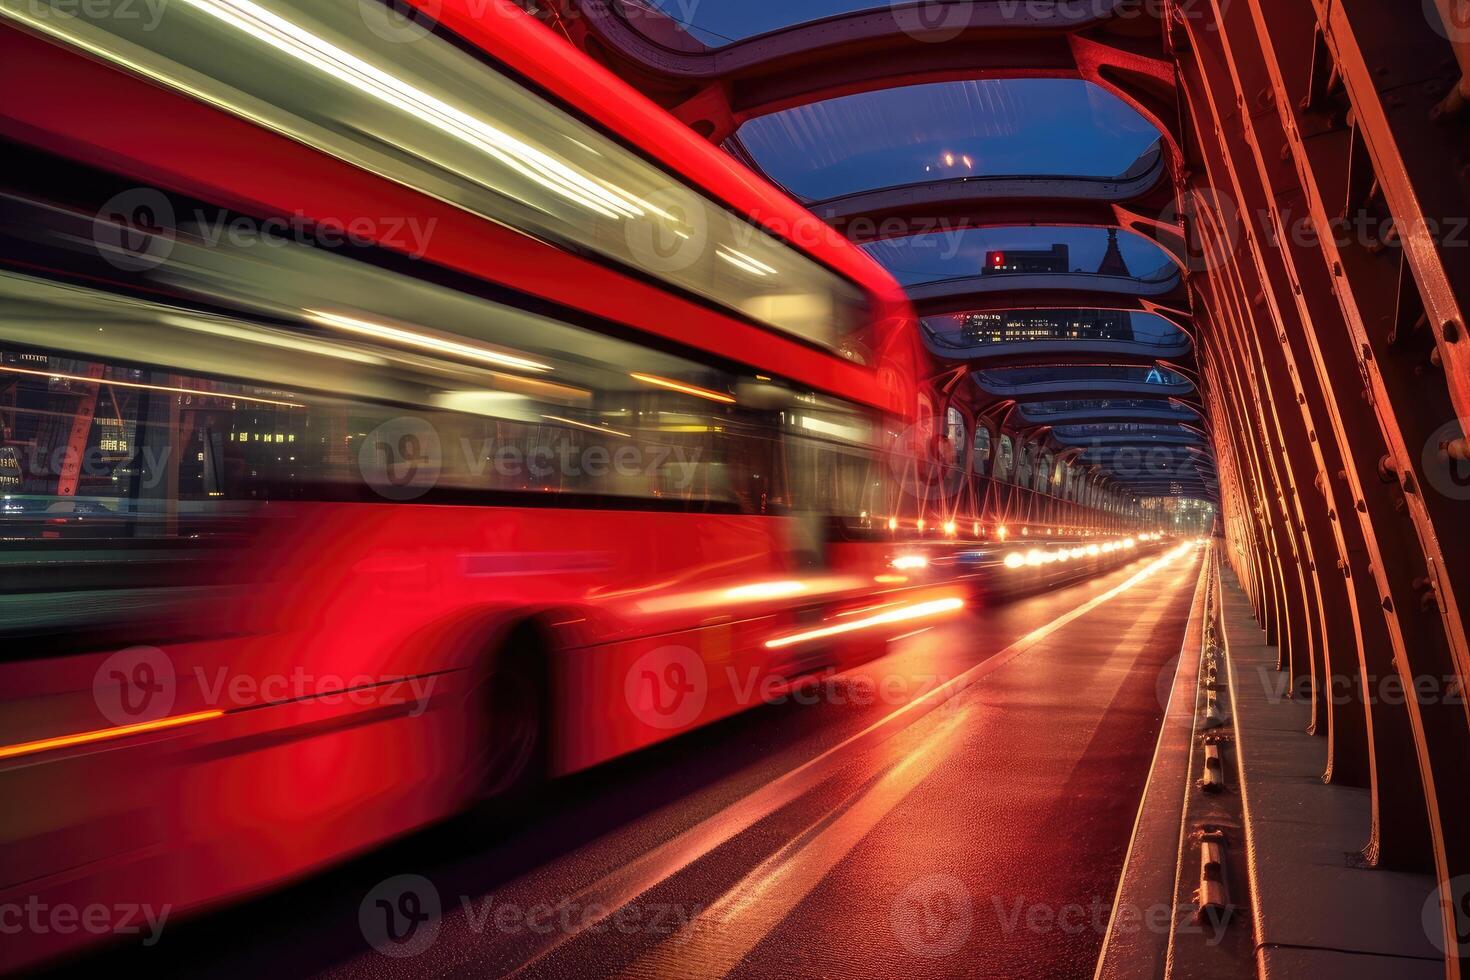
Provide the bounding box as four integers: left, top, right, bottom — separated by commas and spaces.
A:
735, 80, 1160, 202
636, 0, 887, 46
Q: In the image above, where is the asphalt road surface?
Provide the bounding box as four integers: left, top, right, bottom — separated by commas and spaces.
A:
48, 547, 1203, 980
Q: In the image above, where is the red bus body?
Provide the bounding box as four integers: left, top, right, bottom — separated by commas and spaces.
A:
0, 2, 955, 969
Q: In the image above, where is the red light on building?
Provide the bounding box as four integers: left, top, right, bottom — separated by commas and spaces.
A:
988, 251, 1006, 268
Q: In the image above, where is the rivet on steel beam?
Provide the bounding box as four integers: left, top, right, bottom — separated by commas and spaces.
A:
1441, 438, 1470, 463
1377, 455, 1398, 484
1201, 742, 1225, 793
1198, 831, 1231, 927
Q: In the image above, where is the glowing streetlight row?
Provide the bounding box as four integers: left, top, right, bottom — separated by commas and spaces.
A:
877, 519, 1171, 542
1000, 534, 1173, 570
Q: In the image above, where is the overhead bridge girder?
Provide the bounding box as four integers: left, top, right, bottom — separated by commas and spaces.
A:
813, 147, 1188, 267
544, 0, 1184, 155
921, 332, 1193, 370
971, 376, 1198, 405
1014, 405, 1206, 428
907, 270, 1193, 330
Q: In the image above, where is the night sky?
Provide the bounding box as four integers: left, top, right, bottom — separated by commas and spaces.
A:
633, 5, 1165, 283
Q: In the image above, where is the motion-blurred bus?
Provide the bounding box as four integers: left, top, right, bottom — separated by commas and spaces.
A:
0, 0, 968, 968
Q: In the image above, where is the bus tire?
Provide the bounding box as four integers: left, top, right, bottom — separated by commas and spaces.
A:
469, 620, 550, 804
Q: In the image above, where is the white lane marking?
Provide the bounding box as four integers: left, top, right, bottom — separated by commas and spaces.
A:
491, 546, 1197, 979
618, 710, 972, 980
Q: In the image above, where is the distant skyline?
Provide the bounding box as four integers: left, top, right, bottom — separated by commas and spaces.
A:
863, 227, 1174, 286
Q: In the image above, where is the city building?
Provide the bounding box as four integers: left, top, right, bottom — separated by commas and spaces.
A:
964, 232, 1135, 344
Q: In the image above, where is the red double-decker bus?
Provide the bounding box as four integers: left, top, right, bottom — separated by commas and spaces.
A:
0, 0, 969, 968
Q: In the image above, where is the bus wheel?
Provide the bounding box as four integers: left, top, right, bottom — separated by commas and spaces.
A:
471, 622, 548, 802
